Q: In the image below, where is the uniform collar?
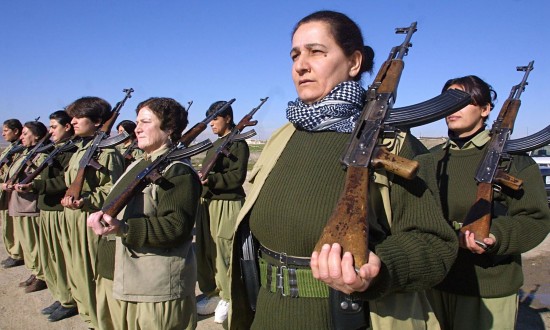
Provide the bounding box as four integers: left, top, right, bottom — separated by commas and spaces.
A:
444, 130, 491, 150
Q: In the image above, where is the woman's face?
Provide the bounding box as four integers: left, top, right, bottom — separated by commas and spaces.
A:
446, 84, 491, 137
135, 107, 170, 154
209, 115, 232, 137
2, 125, 19, 143
49, 119, 72, 144
291, 21, 361, 104
71, 116, 99, 137
20, 127, 39, 147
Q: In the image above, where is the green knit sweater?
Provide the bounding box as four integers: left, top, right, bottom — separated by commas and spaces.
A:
201, 136, 249, 200
430, 134, 550, 297
248, 129, 457, 329
96, 157, 201, 280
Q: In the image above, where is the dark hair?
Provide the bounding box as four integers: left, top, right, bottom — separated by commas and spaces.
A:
23, 121, 48, 140
293, 10, 375, 81
65, 97, 112, 124
135, 97, 188, 142
117, 120, 137, 138
442, 75, 497, 123
3, 119, 23, 134
205, 101, 235, 127
50, 110, 75, 135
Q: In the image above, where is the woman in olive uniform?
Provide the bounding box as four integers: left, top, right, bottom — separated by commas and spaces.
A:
3, 121, 48, 292
88, 97, 200, 330
60, 97, 124, 329
0, 119, 24, 268
16, 110, 79, 321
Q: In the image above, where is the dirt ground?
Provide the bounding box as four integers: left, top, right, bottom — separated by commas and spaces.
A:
0, 233, 548, 330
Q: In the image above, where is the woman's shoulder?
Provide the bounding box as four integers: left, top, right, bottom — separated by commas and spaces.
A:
400, 133, 429, 159
162, 161, 197, 179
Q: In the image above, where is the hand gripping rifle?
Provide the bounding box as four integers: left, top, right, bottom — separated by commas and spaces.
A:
314, 22, 471, 267
461, 61, 534, 249
198, 97, 268, 181
101, 99, 236, 218
64, 88, 134, 201
5, 132, 53, 185
19, 138, 78, 185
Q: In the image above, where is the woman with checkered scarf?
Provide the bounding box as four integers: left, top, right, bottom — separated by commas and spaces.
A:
228, 10, 457, 330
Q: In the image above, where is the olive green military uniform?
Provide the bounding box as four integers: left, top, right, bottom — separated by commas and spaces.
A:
196, 136, 249, 302
229, 123, 456, 329
0, 141, 24, 261
95, 146, 200, 330
33, 141, 76, 309
8, 149, 47, 279
63, 138, 124, 328
427, 131, 550, 330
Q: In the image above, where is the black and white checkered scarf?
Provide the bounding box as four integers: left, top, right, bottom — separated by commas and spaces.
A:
286, 81, 366, 133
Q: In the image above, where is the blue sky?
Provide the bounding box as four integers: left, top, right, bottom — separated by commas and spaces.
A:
1, 0, 548, 141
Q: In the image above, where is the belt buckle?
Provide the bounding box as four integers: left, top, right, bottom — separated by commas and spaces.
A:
277, 265, 287, 297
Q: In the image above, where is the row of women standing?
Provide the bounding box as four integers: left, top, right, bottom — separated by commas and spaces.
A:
1, 9, 549, 330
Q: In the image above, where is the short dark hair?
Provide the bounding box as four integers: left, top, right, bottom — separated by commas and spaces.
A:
135, 97, 188, 142
117, 120, 137, 138
442, 75, 497, 123
65, 97, 112, 124
205, 101, 235, 127
293, 10, 375, 82
3, 119, 23, 134
49, 110, 74, 135
23, 121, 48, 140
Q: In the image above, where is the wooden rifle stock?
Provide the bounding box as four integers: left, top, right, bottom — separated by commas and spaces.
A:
460, 182, 493, 248
461, 61, 533, 245
199, 97, 267, 181
315, 23, 418, 267
64, 88, 134, 201
103, 175, 148, 217
316, 166, 370, 265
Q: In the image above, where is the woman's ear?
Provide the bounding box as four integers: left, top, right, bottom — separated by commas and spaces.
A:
348, 50, 362, 78
481, 104, 491, 119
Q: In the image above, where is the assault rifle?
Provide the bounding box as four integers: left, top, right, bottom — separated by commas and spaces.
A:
461, 61, 534, 249
5, 133, 53, 185
314, 22, 472, 267
199, 97, 267, 181
178, 99, 235, 147
64, 88, 134, 201
0, 140, 25, 168
101, 99, 236, 218
122, 140, 139, 161
19, 138, 78, 185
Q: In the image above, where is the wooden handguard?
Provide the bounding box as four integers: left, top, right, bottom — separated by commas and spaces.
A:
64, 167, 87, 200
372, 147, 419, 180
460, 182, 492, 242
494, 169, 523, 191
314, 166, 370, 266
